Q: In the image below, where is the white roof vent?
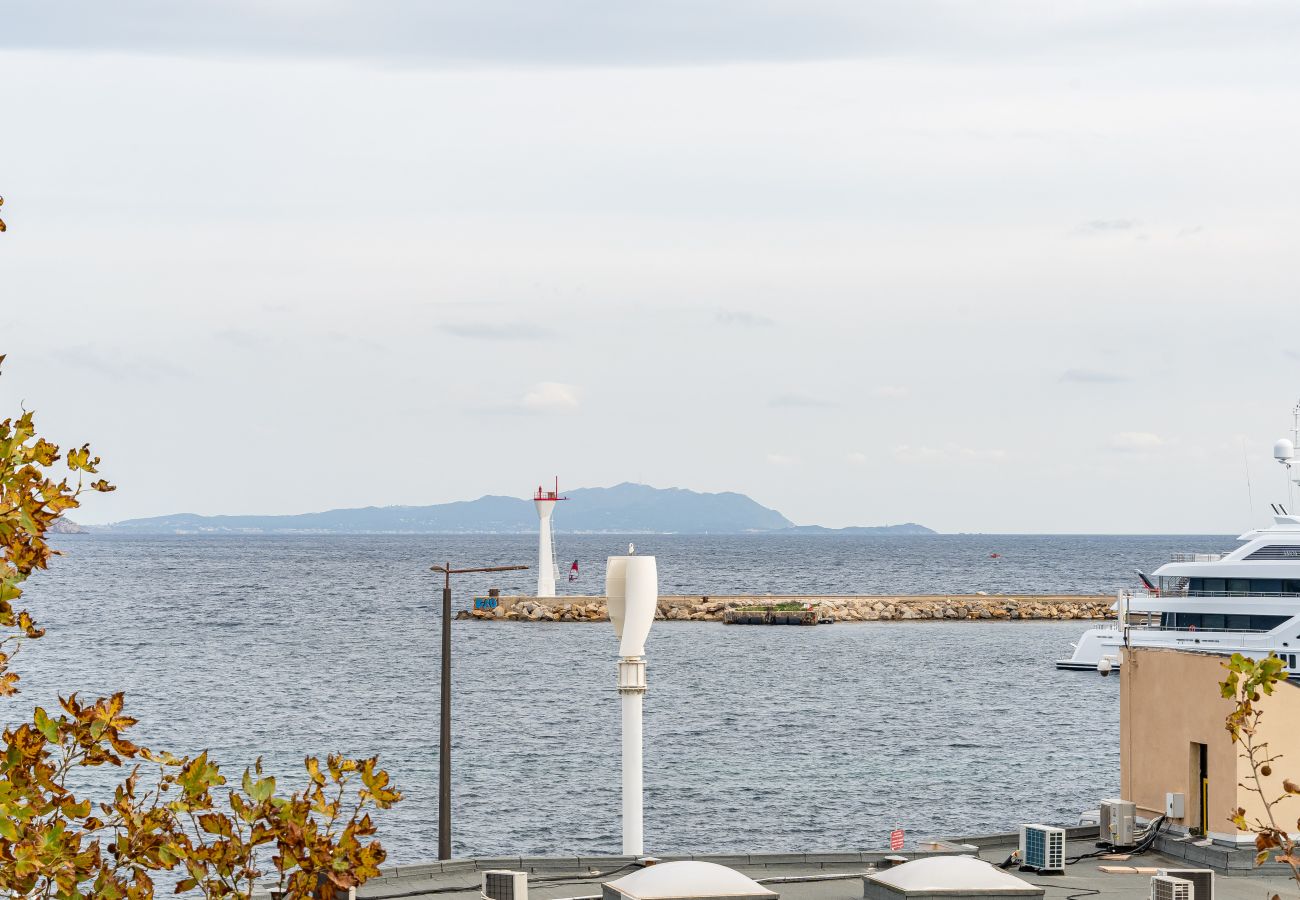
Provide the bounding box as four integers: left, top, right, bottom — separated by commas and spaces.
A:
864, 856, 1044, 899
602, 861, 778, 900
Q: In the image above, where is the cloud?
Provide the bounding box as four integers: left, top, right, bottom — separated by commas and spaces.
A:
766, 452, 797, 466
1108, 431, 1165, 452
893, 444, 1008, 464
1176, 225, 1204, 238
520, 381, 580, 413
1285, 350, 1300, 361
439, 322, 554, 340
872, 385, 909, 398
845, 451, 867, 465
716, 309, 774, 328
1060, 368, 1130, 384
214, 328, 274, 350
768, 393, 836, 408
1075, 219, 1138, 235
47, 346, 191, 381
7, 2, 1300, 67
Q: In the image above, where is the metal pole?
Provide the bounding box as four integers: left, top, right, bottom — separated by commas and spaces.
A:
617, 655, 647, 855
429, 561, 526, 863
439, 568, 451, 861
622, 684, 643, 855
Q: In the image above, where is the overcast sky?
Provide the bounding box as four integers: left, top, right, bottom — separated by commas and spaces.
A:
2, 1, 1298, 533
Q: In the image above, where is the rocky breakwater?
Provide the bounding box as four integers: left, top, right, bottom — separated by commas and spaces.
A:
799, 595, 1113, 621
456, 594, 1114, 623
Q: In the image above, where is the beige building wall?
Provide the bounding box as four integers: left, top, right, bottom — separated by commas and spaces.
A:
1121, 647, 1300, 844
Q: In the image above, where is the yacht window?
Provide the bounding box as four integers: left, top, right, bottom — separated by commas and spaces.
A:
1226, 614, 1251, 631
1176, 613, 1202, 629
1251, 615, 1289, 631
1187, 578, 1300, 595
1247, 545, 1300, 560
1291, 655, 1297, 668
1202, 614, 1226, 630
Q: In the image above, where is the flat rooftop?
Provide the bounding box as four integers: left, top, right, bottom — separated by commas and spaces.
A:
350, 835, 1298, 900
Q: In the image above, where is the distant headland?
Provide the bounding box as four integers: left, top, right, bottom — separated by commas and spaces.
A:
92, 482, 935, 536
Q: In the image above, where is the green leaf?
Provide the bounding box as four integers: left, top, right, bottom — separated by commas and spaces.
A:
33, 707, 58, 742
251, 776, 275, 803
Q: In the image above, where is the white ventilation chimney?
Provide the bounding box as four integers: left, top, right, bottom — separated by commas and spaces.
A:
606, 554, 657, 856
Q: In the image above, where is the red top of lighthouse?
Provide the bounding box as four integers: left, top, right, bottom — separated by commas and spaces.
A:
534, 477, 568, 502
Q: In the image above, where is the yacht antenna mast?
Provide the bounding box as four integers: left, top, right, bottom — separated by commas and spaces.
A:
1292, 400, 1300, 510
1275, 401, 1300, 513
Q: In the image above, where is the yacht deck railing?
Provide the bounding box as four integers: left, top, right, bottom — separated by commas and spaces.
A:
1122, 589, 1300, 600
1088, 620, 1277, 636
1131, 624, 1275, 635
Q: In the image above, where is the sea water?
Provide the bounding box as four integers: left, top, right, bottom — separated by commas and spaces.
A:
9, 533, 1234, 860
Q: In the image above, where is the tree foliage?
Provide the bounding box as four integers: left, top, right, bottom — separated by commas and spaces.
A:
0, 351, 113, 696
1220, 651, 1300, 887
0, 355, 401, 898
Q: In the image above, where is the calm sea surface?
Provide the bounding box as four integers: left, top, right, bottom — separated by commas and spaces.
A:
9, 533, 1236, 861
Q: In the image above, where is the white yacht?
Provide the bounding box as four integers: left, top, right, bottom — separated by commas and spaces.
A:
1058, 414, 1300, 674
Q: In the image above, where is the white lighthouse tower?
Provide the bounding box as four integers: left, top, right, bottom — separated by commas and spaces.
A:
533, 478, 566, 597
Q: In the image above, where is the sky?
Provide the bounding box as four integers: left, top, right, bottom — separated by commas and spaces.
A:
1, 0, 1299, 533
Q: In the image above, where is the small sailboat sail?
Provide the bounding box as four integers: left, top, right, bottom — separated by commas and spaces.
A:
568, 559, 579, 582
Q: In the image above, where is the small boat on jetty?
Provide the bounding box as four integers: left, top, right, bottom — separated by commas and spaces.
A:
1059, 407, 1300, 674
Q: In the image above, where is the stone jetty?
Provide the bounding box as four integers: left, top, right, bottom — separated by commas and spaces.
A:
457, 594, 1114, 623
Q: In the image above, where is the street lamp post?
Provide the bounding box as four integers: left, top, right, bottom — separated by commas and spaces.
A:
429, 561, 528, 860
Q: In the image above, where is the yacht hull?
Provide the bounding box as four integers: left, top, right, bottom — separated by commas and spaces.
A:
1057, 622, 1299, 673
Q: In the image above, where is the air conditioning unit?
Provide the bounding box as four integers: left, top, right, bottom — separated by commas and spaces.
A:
1100, 798, 1137, 848
1019, 824, 1066, 874
1150, 875, 1193, 900
482, 870, 528, 900
1158, 869, 1213, 900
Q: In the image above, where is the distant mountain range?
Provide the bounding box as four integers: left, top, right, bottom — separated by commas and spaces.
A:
94, 483, 935, 536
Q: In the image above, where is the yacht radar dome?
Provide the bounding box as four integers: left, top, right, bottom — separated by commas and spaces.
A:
1276, 438, 1295, 464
